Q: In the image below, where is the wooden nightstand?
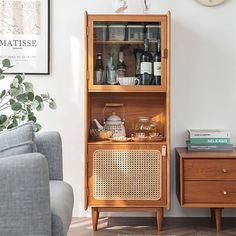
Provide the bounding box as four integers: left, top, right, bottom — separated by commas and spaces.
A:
175, 147, 236, 232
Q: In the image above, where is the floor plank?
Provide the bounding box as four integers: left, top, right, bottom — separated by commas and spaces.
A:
68, 217, 236, 236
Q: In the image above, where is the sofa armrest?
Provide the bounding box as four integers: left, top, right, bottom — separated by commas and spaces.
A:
35, 131, 63, 180
0, 153, 51, 236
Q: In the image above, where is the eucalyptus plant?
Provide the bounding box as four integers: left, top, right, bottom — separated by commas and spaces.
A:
0, 59, 56, 132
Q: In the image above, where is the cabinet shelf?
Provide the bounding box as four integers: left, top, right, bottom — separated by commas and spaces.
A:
95, 40, 144, 44
88, 85, 167, 92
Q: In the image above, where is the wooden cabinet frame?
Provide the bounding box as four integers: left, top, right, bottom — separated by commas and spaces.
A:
84, 11, 171, 232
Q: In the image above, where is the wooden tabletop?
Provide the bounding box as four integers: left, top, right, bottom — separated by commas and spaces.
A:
175, 147, 236, 158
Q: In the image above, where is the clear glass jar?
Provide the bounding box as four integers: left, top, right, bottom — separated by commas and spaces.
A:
134, 117, 157, 138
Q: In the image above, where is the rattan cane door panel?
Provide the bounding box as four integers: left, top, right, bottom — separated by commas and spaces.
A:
88, 144, 167, 207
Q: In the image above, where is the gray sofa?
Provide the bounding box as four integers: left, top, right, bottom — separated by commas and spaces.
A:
0, 131, 74, 236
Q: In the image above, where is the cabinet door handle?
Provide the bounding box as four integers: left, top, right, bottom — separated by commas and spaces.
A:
222, 169, 228, 173
162, 145, 166, 157
223, 191, 228, 195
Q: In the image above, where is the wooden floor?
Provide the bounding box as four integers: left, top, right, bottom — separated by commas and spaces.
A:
68, 217, 236, 236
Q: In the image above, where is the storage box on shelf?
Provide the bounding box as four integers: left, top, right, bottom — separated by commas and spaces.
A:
84, 12, 171, 232
127, 25, 145, 41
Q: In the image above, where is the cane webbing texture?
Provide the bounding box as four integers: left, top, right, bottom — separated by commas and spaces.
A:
93, 150, 162, 200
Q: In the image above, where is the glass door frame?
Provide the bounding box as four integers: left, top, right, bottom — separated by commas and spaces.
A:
87, 14, 168, 92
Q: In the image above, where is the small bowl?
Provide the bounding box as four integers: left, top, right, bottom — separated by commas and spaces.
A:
90, 129, 113, 140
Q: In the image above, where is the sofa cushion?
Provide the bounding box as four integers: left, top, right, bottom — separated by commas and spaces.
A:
0, 122, 37, 158
50, 181, 74, 236
0, 141, 36, 158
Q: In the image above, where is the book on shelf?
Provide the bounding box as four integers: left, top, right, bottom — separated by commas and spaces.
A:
189, 137, 231, 144
188, 129, 230, 139
186, 141, 233, 151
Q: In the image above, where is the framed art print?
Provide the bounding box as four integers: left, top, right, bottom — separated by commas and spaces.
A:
0, 0, 50, 74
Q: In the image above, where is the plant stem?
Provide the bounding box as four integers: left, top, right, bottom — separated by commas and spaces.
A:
0, 92, 8, 105
0, 105, 11, 112
144, 0, 148, 10
0, 100, 10, 110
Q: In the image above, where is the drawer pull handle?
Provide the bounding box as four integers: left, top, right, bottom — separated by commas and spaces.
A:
222, 169, 228, 173
223, 191, 228, 195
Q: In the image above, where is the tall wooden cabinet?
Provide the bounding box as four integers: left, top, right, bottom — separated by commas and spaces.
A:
84, 12, 171, 231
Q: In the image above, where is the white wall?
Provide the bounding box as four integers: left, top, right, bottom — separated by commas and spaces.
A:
3, 0, 236, 217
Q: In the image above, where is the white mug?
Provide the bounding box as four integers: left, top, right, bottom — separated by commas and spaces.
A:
118, 77, 140, 86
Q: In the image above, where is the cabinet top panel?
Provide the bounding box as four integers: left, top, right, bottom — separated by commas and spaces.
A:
87, 13, 170, 22
176, 147, 236, 158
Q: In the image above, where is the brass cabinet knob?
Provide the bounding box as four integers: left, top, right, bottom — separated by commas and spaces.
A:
222, 169, 228, 173
223, 191, 228, 195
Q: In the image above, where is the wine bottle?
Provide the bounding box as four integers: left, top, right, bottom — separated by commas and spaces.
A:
152, 39, 161, 85
117, 50, 126, 79
140, 39, 152, 85
106, 52, 117, 85
94, 53, 105, 85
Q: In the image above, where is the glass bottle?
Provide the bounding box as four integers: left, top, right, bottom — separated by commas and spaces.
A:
140, 39, 152, 85
152, 38, 161, 85
116, 50, 126, 79
106, 53, 117, 85
134, 49, 143, 78
94, 53, 105, 85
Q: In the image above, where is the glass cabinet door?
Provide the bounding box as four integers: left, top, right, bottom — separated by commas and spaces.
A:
89, 18, 167, 91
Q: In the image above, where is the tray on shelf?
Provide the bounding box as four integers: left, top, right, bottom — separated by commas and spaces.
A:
132, 136, 164, 142
108, 137, 132, 142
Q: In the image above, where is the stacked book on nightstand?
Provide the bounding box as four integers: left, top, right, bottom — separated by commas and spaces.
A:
187, 129, 233, 151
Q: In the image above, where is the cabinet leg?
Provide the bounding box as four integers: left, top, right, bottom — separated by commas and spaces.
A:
156, 208, 164, 232
215, 208, 222, 232
210, 208, 215, 222
92, 207, 99, 231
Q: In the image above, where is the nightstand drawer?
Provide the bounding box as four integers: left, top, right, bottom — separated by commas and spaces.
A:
184, 159, 236, 180
184, 181, 236, 203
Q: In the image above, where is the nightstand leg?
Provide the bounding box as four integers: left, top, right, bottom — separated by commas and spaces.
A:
210, 208, 215, 222
215, 208, 222, 232
156, 207, 163, 232
92, 207, 99, 231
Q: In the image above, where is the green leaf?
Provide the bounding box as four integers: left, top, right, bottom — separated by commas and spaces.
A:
0, 75, 5, 80
9, 99, 16, 105
27, 92, 34, 101
34, 123, 42, 132
0, 90, 6, 99
15, 75, 23, 84
13, 78, 19, 88
35, 95, 43, 103
49, 100, 57, 110
7, 123, 14, 129
12, 118, 18, 127
32, 100, 39, 109
0, 68, 3, 74
28, 115, 37, 122
0, 115, 7, 124
9, 88, 20, 97
36, 102, 44, 111
11, 102, 22, 111
23, 82, 33, 92
41, 93, 50, 99
2, 59, 11, 68
16, 93, 28, 102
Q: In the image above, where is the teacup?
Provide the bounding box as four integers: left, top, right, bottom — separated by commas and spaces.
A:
118, 77, 140, 86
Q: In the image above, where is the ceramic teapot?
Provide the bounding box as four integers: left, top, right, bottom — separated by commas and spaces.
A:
93, 104, 126, 137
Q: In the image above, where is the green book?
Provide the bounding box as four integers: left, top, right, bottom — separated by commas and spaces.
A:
190, 138, 231, 144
